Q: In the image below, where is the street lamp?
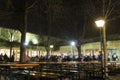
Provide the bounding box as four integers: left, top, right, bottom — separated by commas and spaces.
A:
95, 19, 108, 79
71, 41, 75, 61
95, 20, 105, 27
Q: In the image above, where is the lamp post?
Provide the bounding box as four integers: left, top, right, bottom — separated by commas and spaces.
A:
95, 19, 108, 79
71, 41, 75, 61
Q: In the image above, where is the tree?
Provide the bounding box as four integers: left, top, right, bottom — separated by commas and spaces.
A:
0, 27, 21, 57
0, 0, 14, 17
11, 0, 37, 62
59, 0, 120, 60
37, 0, 64, 58
57, 0, 91, 60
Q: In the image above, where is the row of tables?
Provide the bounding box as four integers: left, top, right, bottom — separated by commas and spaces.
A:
0, 62, 39, 80
0, 61, 118, 80
0, 61, 101, 80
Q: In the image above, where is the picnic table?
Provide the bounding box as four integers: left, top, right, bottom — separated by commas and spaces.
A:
0, 62, 39, 80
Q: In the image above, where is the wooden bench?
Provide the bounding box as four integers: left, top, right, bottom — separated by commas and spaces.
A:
30, 71, 64, 80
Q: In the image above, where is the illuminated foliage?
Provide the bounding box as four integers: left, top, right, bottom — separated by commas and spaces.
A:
0, 27, 21, 42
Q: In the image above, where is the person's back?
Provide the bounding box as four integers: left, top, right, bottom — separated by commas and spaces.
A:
10, 55, 14, 62
112, 54, 117, 61
25, 55, 30, 62
4, 53, 9, 62
0, 54, 2, 61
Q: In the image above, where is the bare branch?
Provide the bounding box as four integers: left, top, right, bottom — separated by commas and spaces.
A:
105, 0, 112, 18
81, 16, 87, 39
0, 0, 14, 18
105, 0, 116, 19
26, 0, 37, 10
108, 15, 120, 21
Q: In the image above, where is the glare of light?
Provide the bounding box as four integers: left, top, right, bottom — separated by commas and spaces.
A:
50, 45, 54, 48
71, 41, 75, 46
95, 20, 105, 27
24, 42, 28, 46
32, 38, 38, 44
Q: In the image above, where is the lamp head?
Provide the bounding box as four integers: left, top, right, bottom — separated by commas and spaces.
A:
95, 19, 105, 27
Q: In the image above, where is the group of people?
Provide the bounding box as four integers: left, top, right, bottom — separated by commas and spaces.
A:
0, 53, 14, 62
0, 52, 119, 62
24, 54, 102, 62
82, 53, 119, 62
25, 55, 62, 62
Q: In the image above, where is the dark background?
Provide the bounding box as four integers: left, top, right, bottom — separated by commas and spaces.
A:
0, 0, 120, 40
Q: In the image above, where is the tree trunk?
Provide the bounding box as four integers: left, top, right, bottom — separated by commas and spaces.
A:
20, 10, 27, 62
10, 42, 12, 58
46, 48, 50, 59
76, 44, 82, 61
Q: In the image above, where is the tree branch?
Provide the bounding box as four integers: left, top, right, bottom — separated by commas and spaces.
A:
26, 0, 37, 10
108, 15, 120, 21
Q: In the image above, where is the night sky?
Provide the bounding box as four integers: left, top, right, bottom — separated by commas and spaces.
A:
0, 0, 120, 40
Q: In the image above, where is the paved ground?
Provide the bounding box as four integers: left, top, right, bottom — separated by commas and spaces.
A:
1, 74, 120, 80
108, 75, 120, 80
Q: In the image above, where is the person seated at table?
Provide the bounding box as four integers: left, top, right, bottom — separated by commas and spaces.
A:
112, 53, 118, 61
57, 56, 62, 62
4, 53, 9, 62
0, 53, 4, 61
25, 54, 31, 62
10, 54, 14, 62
